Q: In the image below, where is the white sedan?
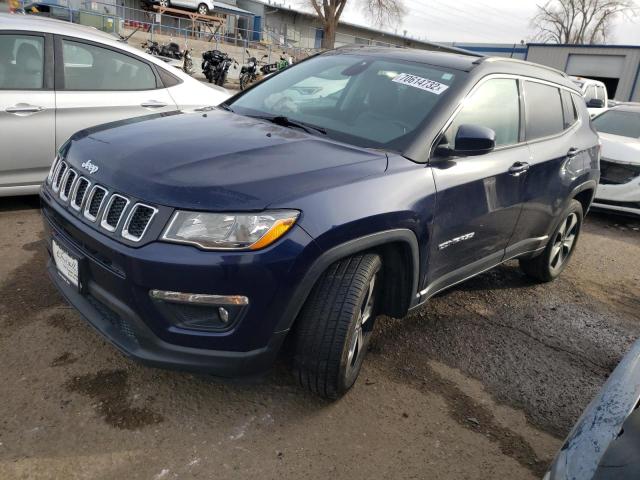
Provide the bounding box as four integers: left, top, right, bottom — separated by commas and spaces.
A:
0, 13, 230, 197
592, 105, 640, 217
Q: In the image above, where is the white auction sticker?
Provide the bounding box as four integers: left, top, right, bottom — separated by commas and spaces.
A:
392, 73, 450, 95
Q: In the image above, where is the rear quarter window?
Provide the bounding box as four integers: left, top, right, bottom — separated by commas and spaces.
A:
524, 81, 564, 140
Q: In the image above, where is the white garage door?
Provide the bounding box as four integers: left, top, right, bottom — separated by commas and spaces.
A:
566, 54, 625, 78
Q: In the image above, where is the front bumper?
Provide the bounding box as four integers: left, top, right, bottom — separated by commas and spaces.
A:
41, 188, 321, 376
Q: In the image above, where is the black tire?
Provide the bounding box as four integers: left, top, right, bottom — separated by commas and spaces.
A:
216, 72, 227, 87
158, 0, 169, 7
197, 3, 209, 15
292, 254, 382, 399
239, 73, 250, 90
519, 199, 583, 282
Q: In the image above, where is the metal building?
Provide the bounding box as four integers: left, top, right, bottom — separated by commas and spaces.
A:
525, 44, 640, 102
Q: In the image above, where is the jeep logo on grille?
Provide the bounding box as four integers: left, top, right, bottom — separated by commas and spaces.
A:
81, 159, 99, 175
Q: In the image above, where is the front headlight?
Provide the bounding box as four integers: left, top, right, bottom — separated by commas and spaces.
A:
161, 210, 300, 250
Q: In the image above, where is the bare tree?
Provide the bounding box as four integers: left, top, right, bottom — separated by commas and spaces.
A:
532, 0, 637, 44
309, 0, 406, 49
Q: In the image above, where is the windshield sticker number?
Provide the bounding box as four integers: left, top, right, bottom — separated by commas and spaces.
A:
392, 73, 450, 95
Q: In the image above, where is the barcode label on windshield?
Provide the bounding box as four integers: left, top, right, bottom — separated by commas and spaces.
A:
392, 73, 449, 95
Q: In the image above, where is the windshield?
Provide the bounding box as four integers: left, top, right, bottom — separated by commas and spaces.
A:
593, 110, 640, 139
228, 53, 462, 151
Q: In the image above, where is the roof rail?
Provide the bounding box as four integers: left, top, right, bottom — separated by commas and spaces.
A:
472, 56, 570, 79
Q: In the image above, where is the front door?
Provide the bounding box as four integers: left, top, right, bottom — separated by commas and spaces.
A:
0, 32, 55, 193
425, 77, 528, 297
54, 37, 176, 150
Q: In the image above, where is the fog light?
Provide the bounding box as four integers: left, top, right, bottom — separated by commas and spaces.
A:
149, 290, 248, 332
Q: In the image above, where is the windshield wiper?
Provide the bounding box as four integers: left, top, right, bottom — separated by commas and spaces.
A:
218, 103, 234, 112
250, 115, 327, 135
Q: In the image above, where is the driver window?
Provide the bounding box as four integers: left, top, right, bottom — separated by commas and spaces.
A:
444, 78, 520, 148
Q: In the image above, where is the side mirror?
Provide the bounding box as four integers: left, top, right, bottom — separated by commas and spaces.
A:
586, 98, 605, 108
453, 124, 496, 156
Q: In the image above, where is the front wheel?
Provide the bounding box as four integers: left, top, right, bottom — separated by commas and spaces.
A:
520, 199, 583, 282
197, 3, 209, 15
292, 254, 381, 399
239, 73, 252, 90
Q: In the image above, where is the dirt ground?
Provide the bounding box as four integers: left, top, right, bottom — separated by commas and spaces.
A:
0, 196, 638, 480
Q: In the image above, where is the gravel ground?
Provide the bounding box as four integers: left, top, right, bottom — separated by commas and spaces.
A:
0, 196, 638, 479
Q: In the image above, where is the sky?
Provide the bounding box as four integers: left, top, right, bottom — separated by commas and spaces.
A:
319, 0, 640, 45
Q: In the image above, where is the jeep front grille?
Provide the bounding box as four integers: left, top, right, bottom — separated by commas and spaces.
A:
60, 169, 77, 201
84, 185, 107, 222
71, 177, 90, 211
47, 156, 61, 184
52, 161, 67, 192
100, 194, 130, 232
49, 168, 159, 242
122, 204, 158, 242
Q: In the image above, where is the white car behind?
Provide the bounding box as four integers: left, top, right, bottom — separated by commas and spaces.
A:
0, 13, 230, 197
592, 105, 640, 217
570, 76, 608, 118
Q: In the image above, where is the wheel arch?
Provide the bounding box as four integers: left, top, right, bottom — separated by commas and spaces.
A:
274, 229, 420, 333
572, 182, 597, 215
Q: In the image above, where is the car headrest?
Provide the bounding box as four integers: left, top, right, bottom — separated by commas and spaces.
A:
16, 43, 42, 73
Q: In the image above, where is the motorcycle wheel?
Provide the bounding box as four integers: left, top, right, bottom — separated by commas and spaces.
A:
240, 74, 249, 90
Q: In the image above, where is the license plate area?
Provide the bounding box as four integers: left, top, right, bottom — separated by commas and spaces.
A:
52, 238, 84, 292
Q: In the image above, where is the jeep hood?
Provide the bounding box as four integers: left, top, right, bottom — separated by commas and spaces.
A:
63, 110, 388, 211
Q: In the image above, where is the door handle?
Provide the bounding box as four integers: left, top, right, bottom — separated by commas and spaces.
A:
5, 104, 45, 115
508, 161, 530, 176
141, 101, 168, 108
567, 147, 579, 158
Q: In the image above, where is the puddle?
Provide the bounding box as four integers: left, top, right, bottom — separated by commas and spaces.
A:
66, 369, 164, 430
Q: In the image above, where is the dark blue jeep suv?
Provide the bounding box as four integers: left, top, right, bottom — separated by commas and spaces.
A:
41, 47, 600, 398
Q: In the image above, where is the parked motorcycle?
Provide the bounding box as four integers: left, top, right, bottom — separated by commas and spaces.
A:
201, 50, 237, 87
260, 53, 294, 76
239, 50, 269, 90
142, 40, 182, 59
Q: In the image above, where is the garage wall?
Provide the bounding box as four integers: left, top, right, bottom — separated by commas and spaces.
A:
526, 45, 640, 102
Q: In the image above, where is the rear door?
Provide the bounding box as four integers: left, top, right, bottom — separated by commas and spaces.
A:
426, 77, 529, 295
54, 36, 177, 149
0, 31, 55, 193
509, 80, 590, 252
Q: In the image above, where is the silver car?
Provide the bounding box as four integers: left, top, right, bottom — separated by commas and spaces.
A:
0, 13, 230, 197
151, 0, 216, 16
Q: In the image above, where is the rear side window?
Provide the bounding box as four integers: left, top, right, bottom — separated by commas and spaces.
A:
560, 89, 578, 128
571, 92, 590, 121
158, 66, 181, 88
0, 34, 44, 90
524, 81, 564, 140
445, 78, 520, 147
62, 40, 157, 91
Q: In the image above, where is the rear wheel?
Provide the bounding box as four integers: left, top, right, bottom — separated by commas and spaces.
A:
520, 199, 583, 282
158, 0, 169, 6
292, 254, 381, 399
197, 3, 209, 15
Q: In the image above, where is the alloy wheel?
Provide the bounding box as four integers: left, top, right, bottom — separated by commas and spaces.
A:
198, 4, 208, 14
549, 212, 578, 274
346, 272, 377, 377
